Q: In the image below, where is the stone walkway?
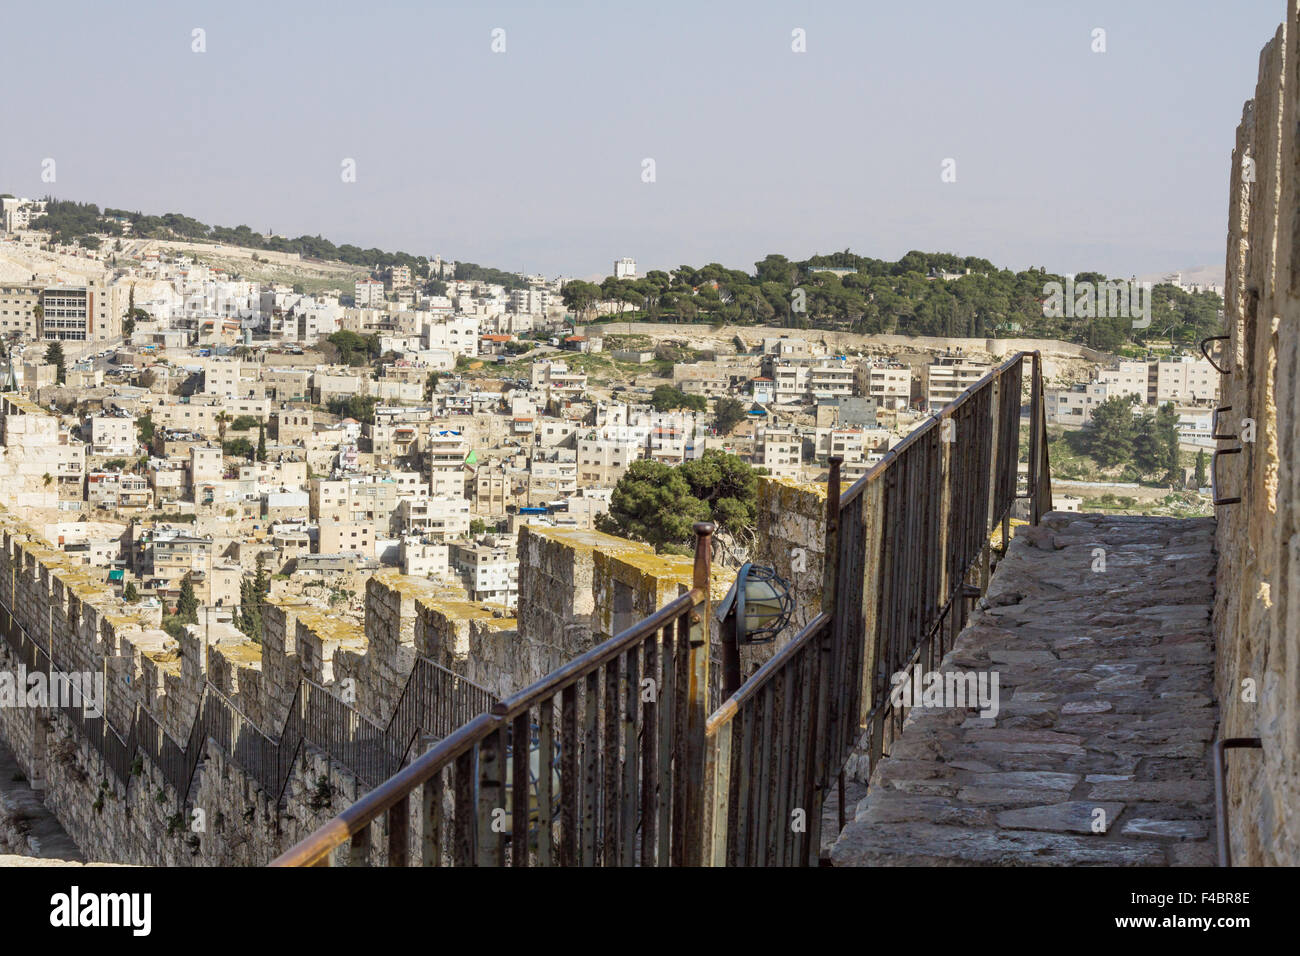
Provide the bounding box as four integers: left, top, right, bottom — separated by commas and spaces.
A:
0, 735, 85, 864
832, 513, 1219, 866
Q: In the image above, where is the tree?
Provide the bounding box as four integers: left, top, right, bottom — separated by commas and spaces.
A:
713, 397, 747, 434
124, 581, 139, 603
256, 423, 267, 461
223, 437, 254, 459
1194, 449, 1208, 488
1154, 402, 1182, 481
136, 412, 155, 445
598, 451, 761, 553
44, 341, 65, 384
237, 561, 271, 644
650, 384, 706, 412
1085, 397, 1135, 468
598, 459, 710, 552
1130, 412, 1161, 475
176, 574, 199, 625
215, 411, 231, 442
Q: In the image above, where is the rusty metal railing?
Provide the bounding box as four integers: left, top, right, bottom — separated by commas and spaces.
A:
271, 523, 716, 867
702, 352, 1049, 864
276, 352, 1051, 867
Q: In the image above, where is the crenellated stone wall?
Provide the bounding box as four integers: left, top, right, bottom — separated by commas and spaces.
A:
1214, 11, 1300, 867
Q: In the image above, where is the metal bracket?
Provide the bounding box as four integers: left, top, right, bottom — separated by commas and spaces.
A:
1212, 405, 1237, 441
1200, 335, 1232, 375
1213, 737, 1262, 867
1212, 447, 1242, 505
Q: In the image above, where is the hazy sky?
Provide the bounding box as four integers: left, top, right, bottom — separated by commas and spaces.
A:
0, 0, 1285, 279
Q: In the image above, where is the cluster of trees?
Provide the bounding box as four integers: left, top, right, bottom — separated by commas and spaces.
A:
31, 198, 434, 277
713, 397, 748, 434
598, 450, 762, 553
323, 331, 380, 366
1073, 397, 1183, 482
327, 394, 380, 423
650, 384, 707, 412
561, 251, 1223, 352
450, 262, 530, 291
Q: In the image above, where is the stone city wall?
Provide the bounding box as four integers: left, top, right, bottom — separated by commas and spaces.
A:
1213, 13, 1300, 866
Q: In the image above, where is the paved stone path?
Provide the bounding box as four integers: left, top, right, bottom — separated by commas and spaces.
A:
832, 513, 1219, 866
0, 736, 85, 863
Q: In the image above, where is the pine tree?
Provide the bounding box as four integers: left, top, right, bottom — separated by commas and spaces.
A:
44, 341, 65, 385
176, 574, 199, 625
124, 581, 139, 603
256, 423, 267, 462
1194, 450, 1208, 488
1086, 397, 1135, 469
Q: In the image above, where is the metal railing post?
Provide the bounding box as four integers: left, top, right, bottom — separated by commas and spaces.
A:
683, 521, 713, 866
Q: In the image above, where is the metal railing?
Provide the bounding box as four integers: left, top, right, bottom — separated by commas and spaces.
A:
702, 351, 1048, 863
276, 351, 1051, 866
0, 593, 496, 809
272, 525, 715, 866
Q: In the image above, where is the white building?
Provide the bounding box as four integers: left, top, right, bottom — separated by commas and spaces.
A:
757, 426, 802, 479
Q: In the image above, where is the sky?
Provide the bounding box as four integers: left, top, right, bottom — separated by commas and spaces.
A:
0, 0, 1286, 280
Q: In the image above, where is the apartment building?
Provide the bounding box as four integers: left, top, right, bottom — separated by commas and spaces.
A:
577, 431, 638, 487
355, 279, 385, 308
923, 356, 989, 409
1, 197, 47, 232
531, 360, 587, 402
1096, 360, 1150, 404
509, 287, 552, 315
1046, 382, 1114, 426
401, 539, 451, 578
317, 520, 375, 558
427, 429, 469, 497
203, 359, 245, 398
423, 315, 480, 357
452, 537, 519, 606
0, 283, 41, 338
40, 278, 121, 342
147, 531, 213, 579
772, 363, 808, 403
399, 495, 471, 538
386, 265, 412, 290
1154, 355, 1219, 404
88, 414, 137, 456
0, 394, 86, 509
858, 362, 912, 410
808, 361, 855, 399
757, 426, 802, 479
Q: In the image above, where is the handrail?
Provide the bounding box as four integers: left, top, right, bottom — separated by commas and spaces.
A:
497, 587, 705, 716
1213, 737, 1262, 866
700, 351, 1043, 865
273, 525, 716, 867
271, 351, 1049, 867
